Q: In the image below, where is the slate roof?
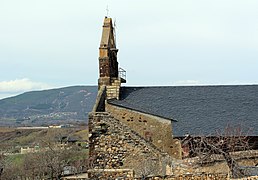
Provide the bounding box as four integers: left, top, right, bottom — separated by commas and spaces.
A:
108, 85, 258, 137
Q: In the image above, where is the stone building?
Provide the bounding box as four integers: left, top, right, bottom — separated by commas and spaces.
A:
88, 17, 258, 179
89, 17, 178, 179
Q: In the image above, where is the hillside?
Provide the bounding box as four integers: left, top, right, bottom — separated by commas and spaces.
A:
0, 126, 89, 153
0, 86, 97, 126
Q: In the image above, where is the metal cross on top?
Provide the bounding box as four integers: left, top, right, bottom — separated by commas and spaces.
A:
106, 5, 109, 17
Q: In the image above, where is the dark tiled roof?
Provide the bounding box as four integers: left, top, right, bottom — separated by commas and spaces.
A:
108, 85, 258, 137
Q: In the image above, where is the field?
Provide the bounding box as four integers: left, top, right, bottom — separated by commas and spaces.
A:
0, 127, 16, 133
0, 126, 89, 153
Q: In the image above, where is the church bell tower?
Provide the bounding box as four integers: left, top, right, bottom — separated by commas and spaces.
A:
98, 17, 126, 99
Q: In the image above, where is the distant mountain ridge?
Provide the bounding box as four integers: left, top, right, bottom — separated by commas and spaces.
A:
0, 86, 98, 126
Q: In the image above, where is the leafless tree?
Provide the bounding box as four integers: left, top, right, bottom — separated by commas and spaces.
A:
0, 154, 4, 178
182, 124, 252, 178
0, 155, 23, 180
22, 140, 81, 179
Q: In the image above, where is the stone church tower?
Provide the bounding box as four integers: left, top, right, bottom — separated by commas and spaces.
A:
88, 17, 178, 179
98, 17, 126, 99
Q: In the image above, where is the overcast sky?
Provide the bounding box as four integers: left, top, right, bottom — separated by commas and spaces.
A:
0, 0, 258, 99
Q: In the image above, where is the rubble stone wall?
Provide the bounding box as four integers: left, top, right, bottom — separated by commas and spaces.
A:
134, 173, 229, 180
88, 168, 134, 180
88, 112, 167, 178
106, 103, 181, 159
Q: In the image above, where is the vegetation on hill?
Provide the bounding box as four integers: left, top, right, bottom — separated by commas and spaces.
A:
0, 127, 89, 153
0, 127, 89, 179
0, 86, 97, 126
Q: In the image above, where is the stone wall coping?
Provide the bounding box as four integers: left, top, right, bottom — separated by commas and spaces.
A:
183, 150, 258, 165
88, 168, 133, 173
90, 112, 112, 118
107, 100, 177, 122
92, 86, 106, 112
134, 173, 229, 179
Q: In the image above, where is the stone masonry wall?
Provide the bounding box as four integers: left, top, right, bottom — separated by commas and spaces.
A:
88, 169, 134, 180
106, 78, 121, 100
133, 173, 229, 180
88, 112, 168, 178
106, 103, 182, 159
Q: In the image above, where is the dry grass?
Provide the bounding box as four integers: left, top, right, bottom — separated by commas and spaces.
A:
0, 127, 15, 133
73, 128, 88, 141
